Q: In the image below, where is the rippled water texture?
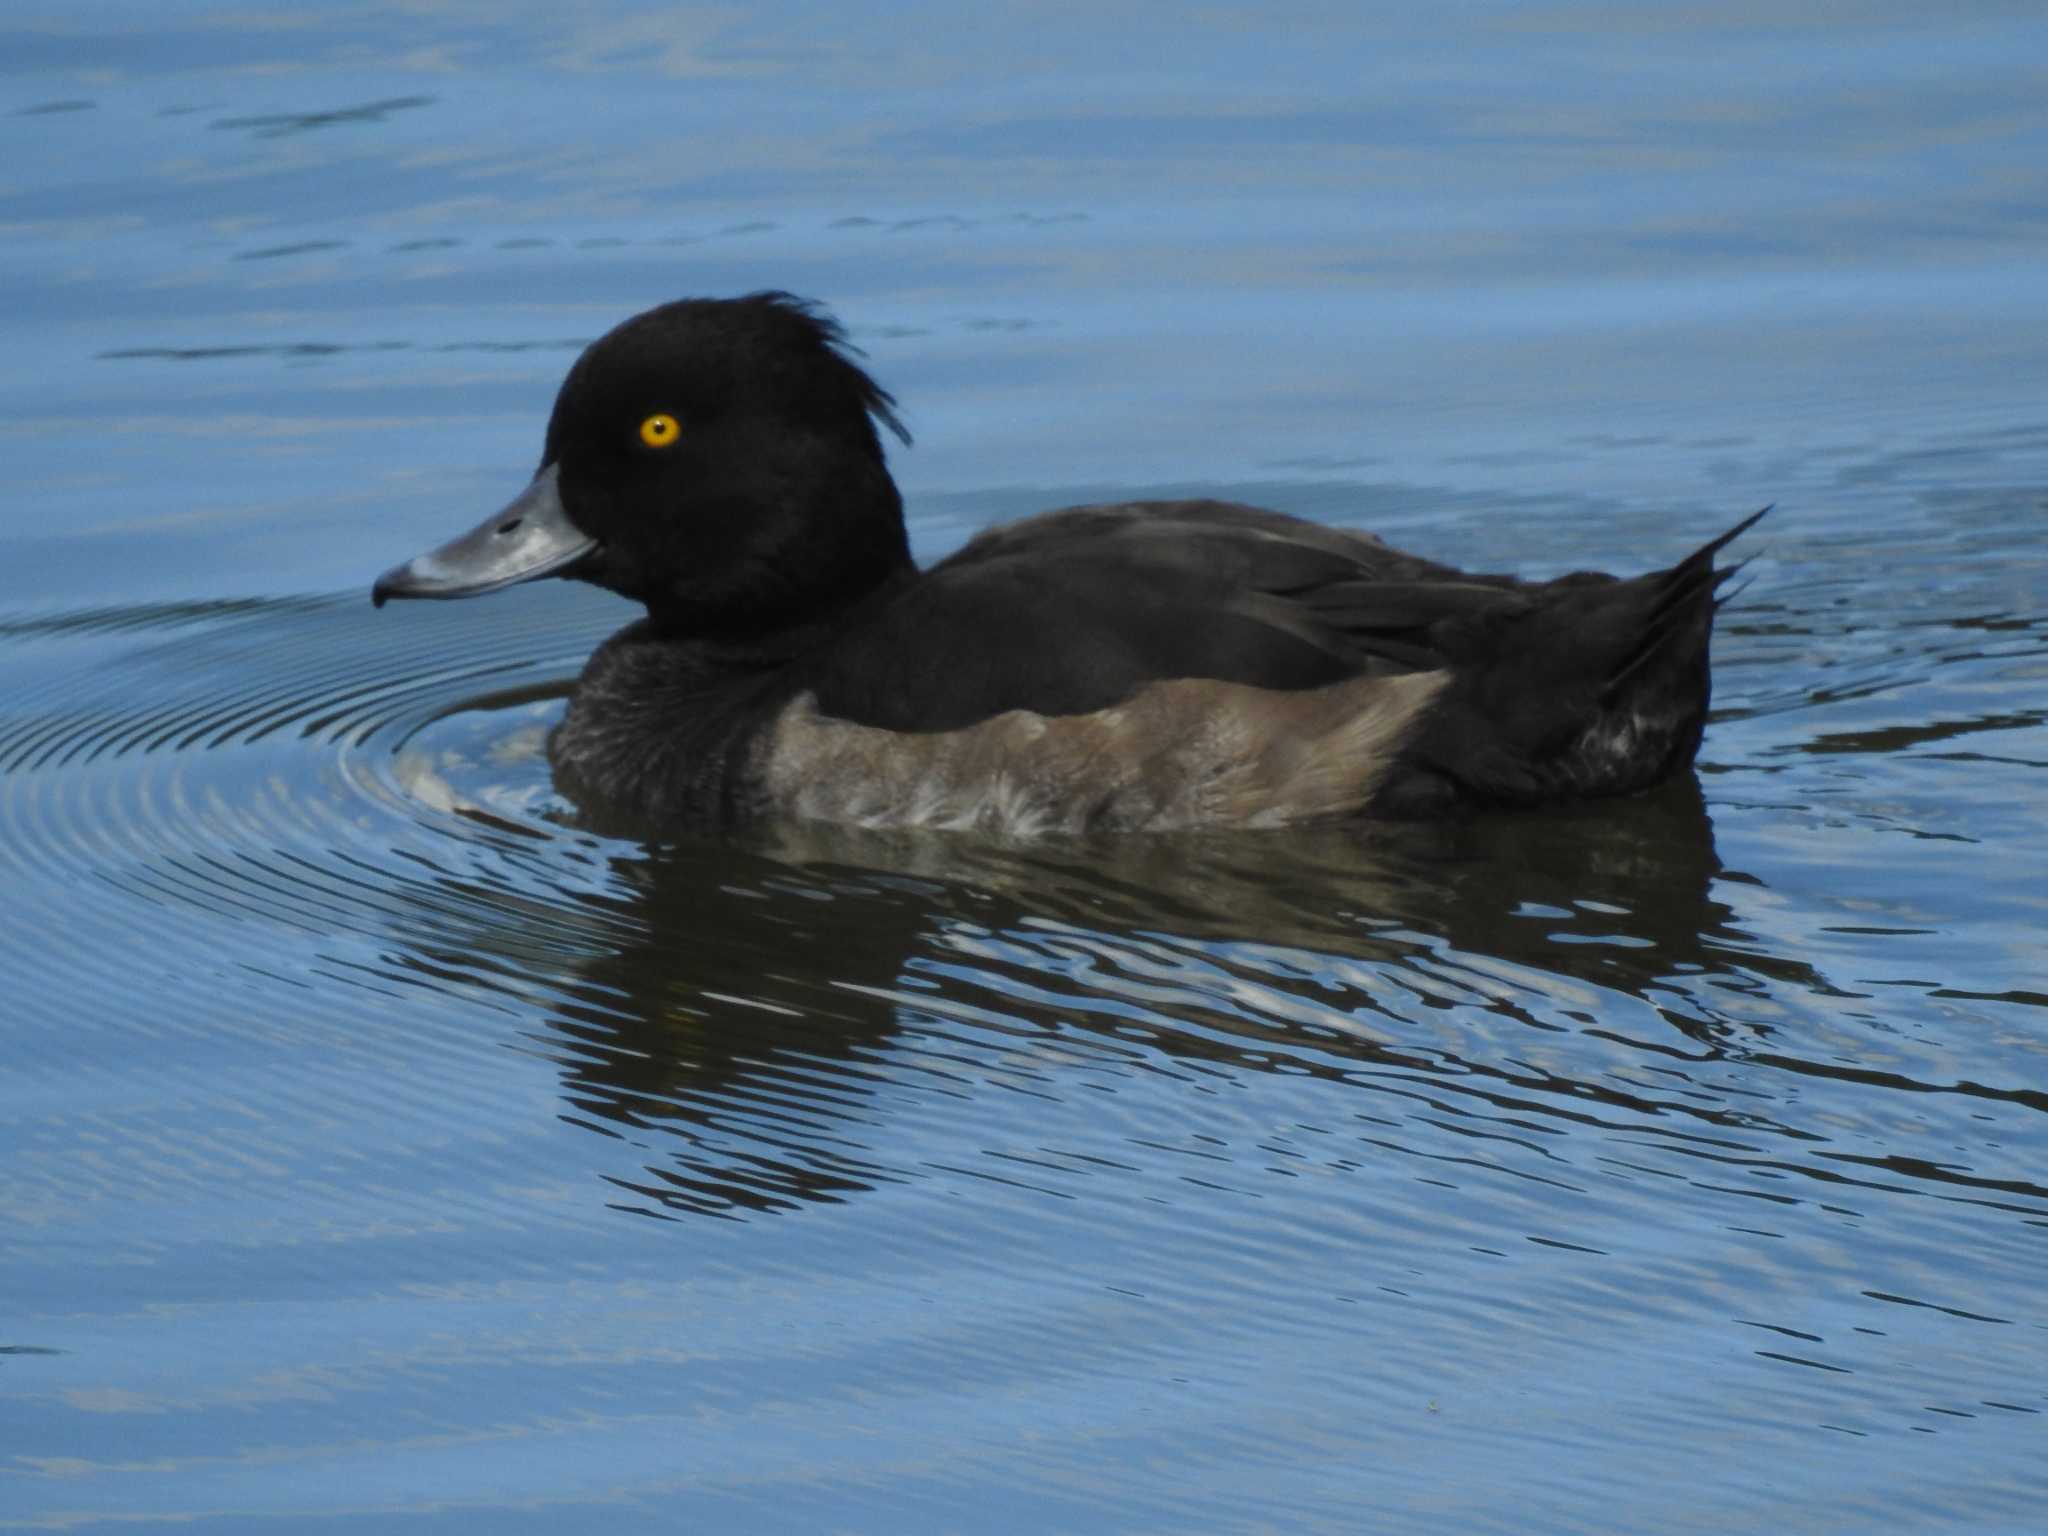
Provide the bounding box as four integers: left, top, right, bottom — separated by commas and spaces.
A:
4, 5, 2046, 1531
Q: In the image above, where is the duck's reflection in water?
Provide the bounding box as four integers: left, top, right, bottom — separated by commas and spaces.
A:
463, 777, 1801, 1221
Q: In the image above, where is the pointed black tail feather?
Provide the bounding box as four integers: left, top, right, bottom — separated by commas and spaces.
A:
1599, 505, 1769, 703
1690, 503, 1772, 566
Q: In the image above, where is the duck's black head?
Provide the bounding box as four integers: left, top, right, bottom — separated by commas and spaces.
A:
374, 292, 914, 636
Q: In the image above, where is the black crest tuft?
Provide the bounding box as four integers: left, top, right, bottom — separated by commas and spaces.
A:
735, 290, 913, 449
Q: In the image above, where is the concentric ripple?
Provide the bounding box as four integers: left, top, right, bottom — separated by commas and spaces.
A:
0, 590, 640, 1039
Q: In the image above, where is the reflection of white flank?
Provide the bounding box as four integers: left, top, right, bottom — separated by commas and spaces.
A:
395, 710, 564, 821
487, 723, 552, 765
392, 749, 464, 814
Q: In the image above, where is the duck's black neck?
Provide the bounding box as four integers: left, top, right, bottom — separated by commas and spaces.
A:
632, 465, 918, 642
634, 546, 918, 652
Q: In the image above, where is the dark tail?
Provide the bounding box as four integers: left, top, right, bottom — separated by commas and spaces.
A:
1599, 504, 1769, 704
1377, 508, 1768, 813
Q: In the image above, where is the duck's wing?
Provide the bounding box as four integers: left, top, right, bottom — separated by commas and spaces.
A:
798, 499, 1525, 733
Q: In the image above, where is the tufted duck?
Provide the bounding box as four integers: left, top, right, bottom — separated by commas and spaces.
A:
373, 293, 1762, 833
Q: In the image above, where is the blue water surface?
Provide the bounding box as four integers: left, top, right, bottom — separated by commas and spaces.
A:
3, 4, 2045, 1532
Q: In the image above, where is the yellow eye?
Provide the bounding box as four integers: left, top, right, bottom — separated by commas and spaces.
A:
638, 413, 680, 449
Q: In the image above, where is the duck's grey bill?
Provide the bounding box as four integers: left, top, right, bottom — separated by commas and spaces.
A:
372, 464, 596, 607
